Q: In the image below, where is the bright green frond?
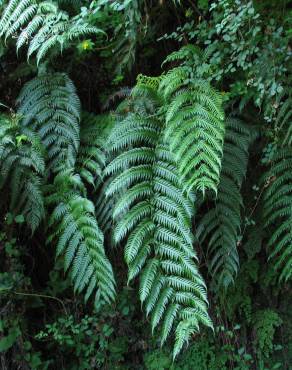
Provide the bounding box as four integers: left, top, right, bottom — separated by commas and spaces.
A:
159, 67, 225, 195
47, 172, 116, 303
105, 86, 211, 356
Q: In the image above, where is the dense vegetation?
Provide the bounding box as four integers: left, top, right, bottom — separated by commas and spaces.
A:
0, 0, 291, 369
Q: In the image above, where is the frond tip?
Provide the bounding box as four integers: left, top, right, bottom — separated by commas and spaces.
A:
47, 171, 116, 304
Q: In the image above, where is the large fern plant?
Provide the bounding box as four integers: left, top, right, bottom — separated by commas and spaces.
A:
0, 0, 291, 360
0, 47, 233, 358
104, 72, 225, 356
0, 72, 116, 307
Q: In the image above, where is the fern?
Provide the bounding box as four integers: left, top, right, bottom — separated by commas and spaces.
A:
263, 147, 292, 281
196, 119, 252, 288
46, 170, 116, 304
0, 113, 45, 232
76, 113, 113, 188
0, 0, 104, 64
95, 178, 116, 235
275, 90, 292, 146
106, 84, 211, 358
162, 45, 204, 70
17, 73, 81, 173
93, 113, 116, 234
158, 66, 225, 195
78, 113, 116, 235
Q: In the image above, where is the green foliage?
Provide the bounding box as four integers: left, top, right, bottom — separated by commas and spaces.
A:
275, 90, 292, 146
263, 147, 292, 281
0, 0, 291, 367
144, 328, 254, 370
2, 73, 118, 308
159, 66, 225, 195
17, 73, 81, 172
253, 309, 283, 360
196, 119, 252, 288
106, 83, 212, 358
34, 286, 136, 369
160, 0, 290, 123
46, 170, 115, 304
36, 314, 114, 369
0, 326, 20, 352
76, 112, 109, 188
111, 0, 141, 73
0, 113, 45, 232
0, 0, 104, 64
0, 230, 50, 369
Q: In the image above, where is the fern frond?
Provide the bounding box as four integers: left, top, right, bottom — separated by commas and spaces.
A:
0, 0, 36, 38
159, 67, 225, 195
0, 0, 105, 63
275, 91, 292, 146
17, 73, 81, 172
106, 84, 211, 357
0, 114, 45, 232
196, 119, 252, 288
263, 147, 292, 281
46, 171, 116, 303
162, 44, 203, 67
76, 113, 113, 188
95, 179, 116, 234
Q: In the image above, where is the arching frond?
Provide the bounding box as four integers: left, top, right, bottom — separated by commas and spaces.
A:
158, 66, 225, 195
46, 170, 116, 304
76, 113, 114, 188
106, 84, 211, 358
0, 0, 105, 64
17, 73, 81, 173
263, 147, 292, 281
196, 119, 252, 288
275, 90, 292, 146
